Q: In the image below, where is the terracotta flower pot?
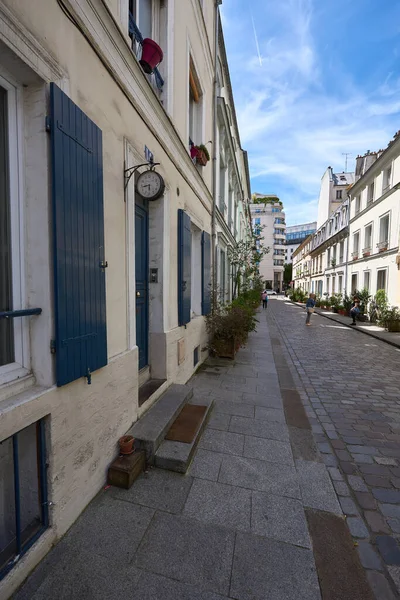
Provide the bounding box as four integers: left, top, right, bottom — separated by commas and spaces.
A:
139, 38, 163, 74
119, 435, 135, 455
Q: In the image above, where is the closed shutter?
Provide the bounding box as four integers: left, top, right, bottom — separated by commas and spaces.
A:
177, 209, 191, 326
50, 83, 107, 386
201, 231, 211, 315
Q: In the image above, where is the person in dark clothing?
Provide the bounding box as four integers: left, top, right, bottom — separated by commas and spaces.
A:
305, 293, 316, 325
350, 300, 360, 325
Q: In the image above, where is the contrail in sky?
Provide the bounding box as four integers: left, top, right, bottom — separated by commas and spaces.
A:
251, 10, 263, 66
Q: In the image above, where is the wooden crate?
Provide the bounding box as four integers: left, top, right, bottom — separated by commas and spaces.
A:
107, 450, 146, 489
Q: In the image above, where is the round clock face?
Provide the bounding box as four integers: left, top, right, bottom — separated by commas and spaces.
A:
136, 170, 165, 200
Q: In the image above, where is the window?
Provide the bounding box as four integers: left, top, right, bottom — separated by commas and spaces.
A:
383, 164, 392, 192
332, 276, 336, 293
355, 195, 361, 215
367, 181, 374, 205
0, 419, 48, 581
377, 269, 387, 292
379, 213, 389, 247
327, 248, 331, 265
353, 231, 360, 256
219, 155, 226, 212
338, 275, 343, 292
219, 249, 226, 302
332, 245, 336, 264
336, 190, 342, 200
364, 271, 370, 291
339, 241, 344, 263
351, 273, 358, 293
364, 224, 372, 251
0, 78, 26, 376
189, 58, 203, 147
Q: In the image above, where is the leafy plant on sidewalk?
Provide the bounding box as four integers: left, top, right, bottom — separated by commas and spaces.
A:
379, 305, 400, 332
354, 288, 372, 315
228, 224, 269, 299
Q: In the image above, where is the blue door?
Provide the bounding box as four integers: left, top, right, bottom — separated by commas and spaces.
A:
135, 199, 149, 370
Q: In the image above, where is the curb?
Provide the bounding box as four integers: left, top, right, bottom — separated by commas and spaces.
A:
289, 301, 400, 350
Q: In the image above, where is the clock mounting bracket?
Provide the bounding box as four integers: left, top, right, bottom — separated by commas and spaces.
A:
124, 161, 161, 194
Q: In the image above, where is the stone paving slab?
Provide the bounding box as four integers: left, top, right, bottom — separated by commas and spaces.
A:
133, 512, 235, 596
198, 428, 244, 455
218, 454, 301, 498
230, 532, 321, 600
213, 398, 255, 418
109, 467, 193, 514
187, 448, 224, 481
183, 478, 251, 532
254, 405, 286, 422
251, 491, 311, 548
296, 459, 342, 514
229, 415, 290, 442
243, 434, 294, 465
132, 572, 231, 600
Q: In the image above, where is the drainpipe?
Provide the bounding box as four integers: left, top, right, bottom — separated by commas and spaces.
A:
344, 199, 350, 294
211, 1, 222, 308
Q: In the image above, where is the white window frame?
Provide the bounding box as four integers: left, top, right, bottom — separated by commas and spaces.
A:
190, 222, 202, 317
379, 212, 390, 245
355, 195, 361, 215
376, 268, 387, 292
383, 163, 392, 192
0, 71, 29, 385
364, 222, 373, 250
367, 181, 374, 204
363, 270, 371, 291
353, 231, 360, 254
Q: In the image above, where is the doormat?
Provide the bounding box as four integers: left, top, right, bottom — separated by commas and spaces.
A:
165, 404, 207, 444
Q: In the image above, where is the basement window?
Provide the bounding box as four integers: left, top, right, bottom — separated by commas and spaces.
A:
0, 419, 48, 581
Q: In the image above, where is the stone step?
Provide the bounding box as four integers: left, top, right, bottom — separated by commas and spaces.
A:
155, 395, 214, 474
128, 384, 192, 460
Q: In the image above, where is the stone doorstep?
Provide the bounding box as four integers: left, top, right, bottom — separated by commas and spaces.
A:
155, 396, 214, 474
128, 384, 193, 460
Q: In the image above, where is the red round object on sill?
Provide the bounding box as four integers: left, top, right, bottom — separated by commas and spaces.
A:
140, 38, 163, 74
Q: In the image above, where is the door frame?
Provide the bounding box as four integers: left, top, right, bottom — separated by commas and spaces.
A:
135, 197, 149, 370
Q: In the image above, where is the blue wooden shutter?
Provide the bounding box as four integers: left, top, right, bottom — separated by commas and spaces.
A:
50, 83, 107, 386
177, 209, 191, 326
201, 231, 211, 315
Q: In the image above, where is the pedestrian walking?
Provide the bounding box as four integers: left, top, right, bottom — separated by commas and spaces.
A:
261, 290, 268, 309
305, 293, 316, 326
350, 300, 360, 325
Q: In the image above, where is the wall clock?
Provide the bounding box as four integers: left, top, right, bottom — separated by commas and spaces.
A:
136, 170, 165, 200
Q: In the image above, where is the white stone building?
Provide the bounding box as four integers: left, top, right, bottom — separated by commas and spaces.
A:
292, 235, 313, 292
285, 222, 317, 264
250, 195, 286, 292
347, 144, 400, 304
317, 167, 354, 228
0, 0, 250, 595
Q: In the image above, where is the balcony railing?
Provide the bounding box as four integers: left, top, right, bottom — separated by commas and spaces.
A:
129, 13, 164, 92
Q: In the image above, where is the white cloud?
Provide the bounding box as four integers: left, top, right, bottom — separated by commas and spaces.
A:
222, 0, 400, 224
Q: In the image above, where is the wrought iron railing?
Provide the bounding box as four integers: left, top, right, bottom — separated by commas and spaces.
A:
129, 13, 164, 92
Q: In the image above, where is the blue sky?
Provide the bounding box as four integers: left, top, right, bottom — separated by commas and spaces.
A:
221, 0, 400, 225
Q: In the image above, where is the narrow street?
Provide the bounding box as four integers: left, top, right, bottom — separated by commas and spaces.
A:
14, 299, 400, 600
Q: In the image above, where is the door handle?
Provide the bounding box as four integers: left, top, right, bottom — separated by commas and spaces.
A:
136, 291, 141, 297
100, 260, 108, 270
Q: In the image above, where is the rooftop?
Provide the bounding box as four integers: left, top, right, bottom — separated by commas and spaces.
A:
332, 172, 355, 186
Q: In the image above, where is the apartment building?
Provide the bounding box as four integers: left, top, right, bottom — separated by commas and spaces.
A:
0, 1, 250, 595
317, 166, 354, 227
348, 144, 400, 304
292, 235, 313, 292
285, 222, 317, 264
250, 195, 286, 292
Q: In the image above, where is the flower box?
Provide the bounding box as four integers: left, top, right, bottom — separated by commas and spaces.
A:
387, 320, 400, 333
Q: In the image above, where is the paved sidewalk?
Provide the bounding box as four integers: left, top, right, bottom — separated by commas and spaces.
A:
294, 301, 400, 349
14, 312, 374, 600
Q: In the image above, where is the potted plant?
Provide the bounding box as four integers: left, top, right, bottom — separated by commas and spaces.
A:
119, 435, 135, 455
191, 144, 210, 166
338, 304, 346, 316
342, 293, 352, 316
330, 293, 342, 313
380, 306, 400, 332
139, 38, 164, 74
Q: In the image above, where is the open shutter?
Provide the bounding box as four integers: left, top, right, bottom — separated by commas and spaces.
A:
178, 209, 191, 326
50, 83, 107, 386
201, 231, 211, 315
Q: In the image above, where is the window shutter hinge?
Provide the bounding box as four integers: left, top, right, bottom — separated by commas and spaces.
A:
45, 116, 51, 132
50, 339, 56, 354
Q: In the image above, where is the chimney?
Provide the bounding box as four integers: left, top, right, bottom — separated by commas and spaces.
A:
355, 151, 378, 181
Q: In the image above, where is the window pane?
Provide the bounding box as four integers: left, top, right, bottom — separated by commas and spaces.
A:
18, 423, 42, 547
377, 270, 386, 291
138, 0, 152, 39
0, 85, 14, 366
0, 437, 16, 573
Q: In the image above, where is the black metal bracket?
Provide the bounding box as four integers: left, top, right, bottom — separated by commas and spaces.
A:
0, 308, 42, 319
124, 161, 160, 192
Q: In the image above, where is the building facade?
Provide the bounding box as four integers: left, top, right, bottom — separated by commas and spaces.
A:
285, 222, 316, 264
0, 1, 250, 595
317, 167, 354, 228
292, 235, 313, 292
250, 195, 286, 292
347, 145, 400, 304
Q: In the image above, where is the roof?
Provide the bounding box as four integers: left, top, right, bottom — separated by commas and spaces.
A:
332, 172, 355, 186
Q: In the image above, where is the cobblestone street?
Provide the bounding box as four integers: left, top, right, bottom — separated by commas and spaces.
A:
268, 297, 400, 597
12, 299, 400, 600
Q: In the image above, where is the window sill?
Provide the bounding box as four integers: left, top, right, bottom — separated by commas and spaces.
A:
0, 363, 30, 387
